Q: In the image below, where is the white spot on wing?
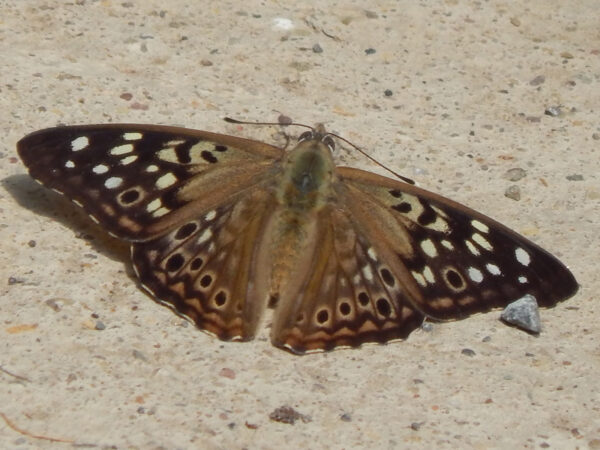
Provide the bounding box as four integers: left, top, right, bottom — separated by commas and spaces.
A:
104, 176, 123, 189
110, 144, 134, 156
93, 164, 109, 174
120, 155, 138, 165
412, 271, 427, 287
431, 205, 449, 219
146, 164, 159, 172
466, 240, 480, 256
515, 247, 531, 266
420, 239, 438, 257
486, 263, 501, 275
156, 173, 177, 189
441, 240, 454, 251
362, 265, 374, 282
152, 206, 170, 217
471, 220, 489, 233
472, 233, 493, 251
198, 228, 213, 244
166, 139, 186, 147
204, 210, 217, 221
367, 247, 378, 261
425, 216, 449, 233
123, 132, 143, 141
71, 136, 89, 151
147, 198, 162, 212
422, 266, 435, 284
65, 160, 75, 168
518, 276, 528, 284
468, 267, 484, 283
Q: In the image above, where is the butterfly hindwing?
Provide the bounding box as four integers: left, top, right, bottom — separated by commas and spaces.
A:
337, 167, 578, 320
270, 205, 425, 354
17, 124, 283, 241
131, 187, 277, 342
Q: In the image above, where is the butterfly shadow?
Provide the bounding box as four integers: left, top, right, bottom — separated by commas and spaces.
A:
4, 174, 133, 273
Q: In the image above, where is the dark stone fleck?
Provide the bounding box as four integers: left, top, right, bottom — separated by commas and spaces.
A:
544, 105, 563, 117
269, 406, 311, 425
566, 174, 583, 181
411, 422, 423, 431
365, 48, 376, 55
461, 348, 476, 357
529, 75, 545, 86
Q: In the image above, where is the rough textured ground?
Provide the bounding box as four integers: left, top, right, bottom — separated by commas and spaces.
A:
1, 1, 598, 448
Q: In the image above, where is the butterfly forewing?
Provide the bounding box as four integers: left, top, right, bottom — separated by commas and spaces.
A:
17, 124, 283, 241
337, 167, 578, 320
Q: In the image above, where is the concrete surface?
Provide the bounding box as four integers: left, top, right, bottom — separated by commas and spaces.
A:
1, 1, 598, 448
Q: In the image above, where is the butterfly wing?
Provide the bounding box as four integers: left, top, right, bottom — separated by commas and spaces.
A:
270, 205, 425, 354
131, 187, 277, 342
17, 124, 284, 241
336, 167, 578, 320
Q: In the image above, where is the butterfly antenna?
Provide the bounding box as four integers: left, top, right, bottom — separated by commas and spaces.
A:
224, 117, 314, 131
325, 132, 415, 185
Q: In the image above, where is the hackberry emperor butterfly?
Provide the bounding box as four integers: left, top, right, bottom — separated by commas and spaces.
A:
17, 122, 578, 354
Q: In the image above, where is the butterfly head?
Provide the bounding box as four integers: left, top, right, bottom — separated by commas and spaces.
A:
297, 124, 335, 153
278, 125, 338, 203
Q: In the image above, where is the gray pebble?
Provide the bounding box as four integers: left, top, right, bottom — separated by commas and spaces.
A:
501, 294, 541, 333
504, 168, 527, 181
504, 185, 521, 201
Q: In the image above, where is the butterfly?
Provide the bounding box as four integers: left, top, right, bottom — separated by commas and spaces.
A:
17, 122, 578, 354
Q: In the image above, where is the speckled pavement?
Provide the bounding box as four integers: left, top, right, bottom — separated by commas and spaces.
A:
1, 1, 598, 448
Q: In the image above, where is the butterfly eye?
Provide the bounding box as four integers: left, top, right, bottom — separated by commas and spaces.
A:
298, 131, 314, 142
322, 135, 335, 151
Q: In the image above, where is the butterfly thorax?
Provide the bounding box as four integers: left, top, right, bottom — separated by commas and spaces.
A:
264, 137, 338, 304
280, 141, 334, 204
